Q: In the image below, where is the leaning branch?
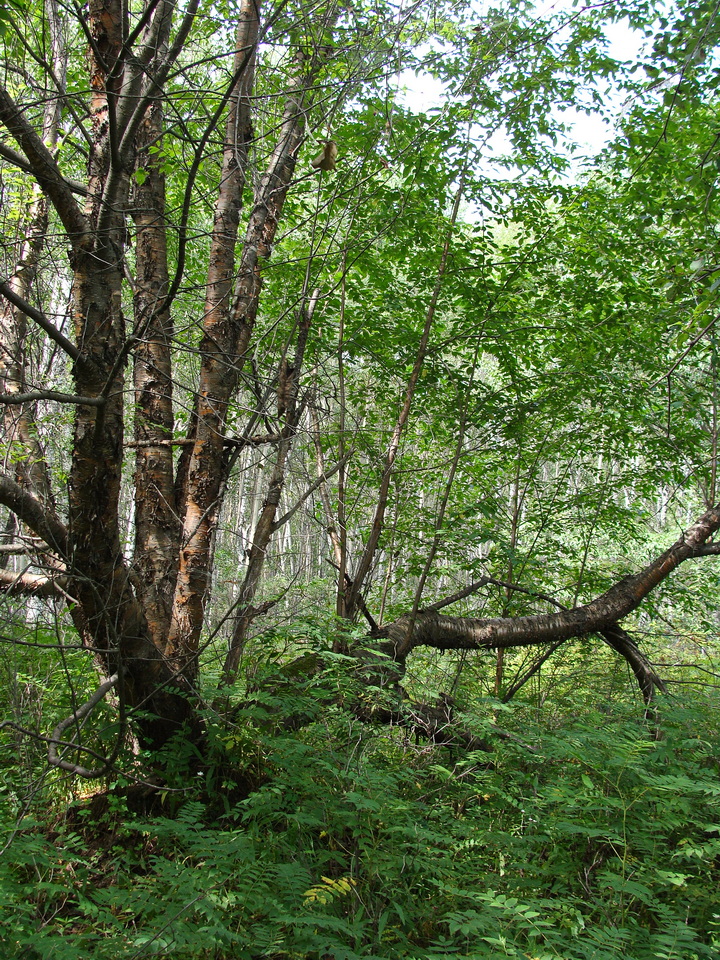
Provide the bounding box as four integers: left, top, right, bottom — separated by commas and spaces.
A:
0, 568, 68, 597
426, 568, 666, 703
0, 388, 104, 406
0, 140, 88, 194
600, 624, 667, 702
0, 281, 80, 362
382, 506, 720, 659
0, 474, 68, 558
0, 85, 88, 248
271, 452, 353, 533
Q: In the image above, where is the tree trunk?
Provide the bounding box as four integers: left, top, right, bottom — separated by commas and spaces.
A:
131, 0, 179, 649
166, 53, 320, 669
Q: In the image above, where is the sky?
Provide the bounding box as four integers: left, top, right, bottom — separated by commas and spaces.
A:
398, 3, 649, 165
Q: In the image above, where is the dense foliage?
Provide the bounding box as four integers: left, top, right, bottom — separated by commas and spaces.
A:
3, 671, 720, 959
2, 0, 720, 954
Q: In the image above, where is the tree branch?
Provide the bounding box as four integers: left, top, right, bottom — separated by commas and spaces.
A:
0, 474, 68, 557
271, 452, 353, 533
599, 624, 666, 703
0, 567, 68, 596
326, 559, 378, 631
0, 140, 88, 194
0, 388, 104, 406
0, 281, 80, 362
47, 673, 121, 778
693, 542, 720, 556
0, 85, 88, 248
501, 638, 568, 702
382, 506, 720, 661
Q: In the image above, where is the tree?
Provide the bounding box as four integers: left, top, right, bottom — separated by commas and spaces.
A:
1, 0, 719, 768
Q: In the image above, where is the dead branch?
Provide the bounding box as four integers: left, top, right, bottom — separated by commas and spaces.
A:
380, 506, 720, 699
0, 567, 68, 596
47, 673, 120, 778
0, 388, 104, 406
0, 280, 80, 362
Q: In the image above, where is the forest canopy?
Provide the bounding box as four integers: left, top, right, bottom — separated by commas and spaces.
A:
1, 0, 720, 956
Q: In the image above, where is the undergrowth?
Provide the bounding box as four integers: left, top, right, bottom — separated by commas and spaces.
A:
1, 681, 719, 960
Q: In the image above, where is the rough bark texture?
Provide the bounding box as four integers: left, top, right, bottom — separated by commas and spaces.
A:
65, 0, 193, 742
166, 56, 315, 668
173, 0, 259, 506
67, 0, 140, 664
132, 0, 178, 649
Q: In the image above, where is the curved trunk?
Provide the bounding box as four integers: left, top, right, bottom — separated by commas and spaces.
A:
379, 507, 720, 698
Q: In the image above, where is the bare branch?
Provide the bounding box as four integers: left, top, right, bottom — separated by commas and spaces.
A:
346, 174, 467, 617
0, 543, 33, 554
0, 140, 88, 194
271, 452, 353, 533
427, 578, 496, 611
0, 84, 88, 248
0, 567, 68, 596
428, 574, 565, 613
693, 542, 720, 556
47, 673, 120, 778
125, 432, 281, 448
383, 506, 720, 660
501, 639, 568, 702
0, 388, 104, 406
0, 281, 80, 362
8, 17, 93, 152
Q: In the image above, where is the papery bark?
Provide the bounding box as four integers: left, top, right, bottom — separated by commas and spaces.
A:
132, 0, 179, 649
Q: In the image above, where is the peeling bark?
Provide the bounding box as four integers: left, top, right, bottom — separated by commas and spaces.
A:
167, 52, 316, 668
64, 0, 193, 743
174, 0, 259, 506
132, 0, 179, 649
